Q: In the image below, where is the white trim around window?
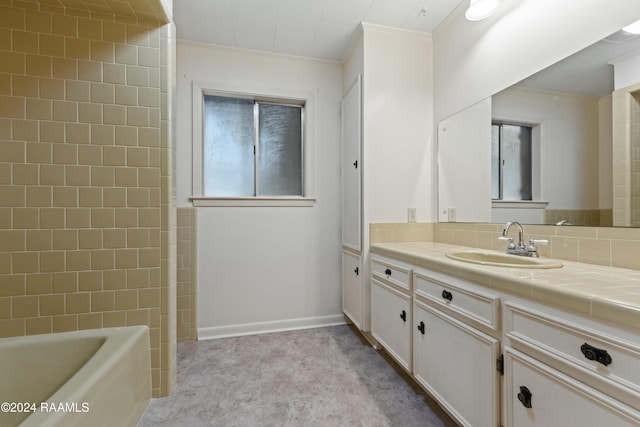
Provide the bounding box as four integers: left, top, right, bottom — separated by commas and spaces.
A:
191, 80, 317, 207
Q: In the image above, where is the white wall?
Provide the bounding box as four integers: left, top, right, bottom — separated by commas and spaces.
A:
362, 26, 434, 224
433, 0, 640, 123
176, 42, 344, 338
437, 98, 492, 222
492, 87, 600, 209
613, 51, 640, 90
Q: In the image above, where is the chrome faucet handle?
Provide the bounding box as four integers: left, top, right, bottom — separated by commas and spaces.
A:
498, 236, 515, 249
529, 239, 549, 249
528, 238, 548, 246
526, 238, 548, 257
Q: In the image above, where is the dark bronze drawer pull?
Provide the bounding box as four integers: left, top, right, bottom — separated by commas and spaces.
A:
441, 290, 453, 302
384, 268, 392, 275
580, 343, 612, 366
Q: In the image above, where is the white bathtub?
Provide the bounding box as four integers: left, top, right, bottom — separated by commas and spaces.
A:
0, 326, 151, 427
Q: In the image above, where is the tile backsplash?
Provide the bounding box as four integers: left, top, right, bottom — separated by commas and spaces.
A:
372, 222, 640, 270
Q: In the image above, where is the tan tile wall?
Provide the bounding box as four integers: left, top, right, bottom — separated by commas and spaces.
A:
544, 209, 610, 227
159, 19, 176, 396
177, 207, 196, 342
612, 83, 640, 226
0, 0, 175, 397
370, 222, 434, 244
434, 222, 640, 269
632, 91, 640, 227
371, 222, 640, 270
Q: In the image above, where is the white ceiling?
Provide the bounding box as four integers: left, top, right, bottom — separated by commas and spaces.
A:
173, 0, 465, 61
173, 1, 640, 96
515, 30, 640, 98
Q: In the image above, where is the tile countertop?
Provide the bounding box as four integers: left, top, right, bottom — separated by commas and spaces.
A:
370, 242, 640, 330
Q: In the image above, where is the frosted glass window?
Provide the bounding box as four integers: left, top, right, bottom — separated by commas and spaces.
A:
203, 96, 254, 197
202, 95, 304, 197
258, 104, 302, 196
492, 123, 532, 201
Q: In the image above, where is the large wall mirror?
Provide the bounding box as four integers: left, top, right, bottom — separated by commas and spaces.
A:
438, 27, 640, 227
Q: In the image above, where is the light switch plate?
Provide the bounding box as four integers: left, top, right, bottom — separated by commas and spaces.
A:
447, 207, 456, 222
408, 208, 417, 222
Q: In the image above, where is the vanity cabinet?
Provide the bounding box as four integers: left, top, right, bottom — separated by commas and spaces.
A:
502, 301, 640, 426
412, 270, 501, 427
370, 257, 413, 372
369, 247, 640, 427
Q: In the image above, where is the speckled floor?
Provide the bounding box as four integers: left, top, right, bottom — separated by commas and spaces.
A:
139, 324, 458, 427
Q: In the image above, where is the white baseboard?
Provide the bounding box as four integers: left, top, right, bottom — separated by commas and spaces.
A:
197, 314, 346, 340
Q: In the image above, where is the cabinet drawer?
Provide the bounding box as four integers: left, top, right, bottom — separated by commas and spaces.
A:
371, 257, 411, 292
413, 270, 499, 332
505, 302, 640, 404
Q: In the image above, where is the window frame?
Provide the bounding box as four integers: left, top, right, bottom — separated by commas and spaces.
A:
190, 80, 316, 207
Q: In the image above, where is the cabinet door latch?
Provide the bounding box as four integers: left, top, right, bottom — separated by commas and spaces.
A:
517, 386, 533, 408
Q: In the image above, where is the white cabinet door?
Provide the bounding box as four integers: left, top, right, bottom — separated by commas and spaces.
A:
413, 299, 500, 427
371, 278, 412, 372
341, 75, 361, 252
342, 250, 362, 328
504, 347, 640, 427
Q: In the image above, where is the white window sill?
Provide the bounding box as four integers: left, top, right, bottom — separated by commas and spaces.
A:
492, 200, 548, 209
190, 197, 317, 207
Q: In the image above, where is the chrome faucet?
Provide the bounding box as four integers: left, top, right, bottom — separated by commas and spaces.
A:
499, 221, 548, 257
500, 221, 525, 254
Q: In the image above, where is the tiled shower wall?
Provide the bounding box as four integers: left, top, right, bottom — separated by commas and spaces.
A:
632, 91, 640, 227
177, 207, 196, 342
612, 82, 640, 227
0, 0, 175, 397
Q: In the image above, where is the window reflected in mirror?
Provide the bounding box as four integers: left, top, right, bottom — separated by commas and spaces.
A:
492, 123, 533, 201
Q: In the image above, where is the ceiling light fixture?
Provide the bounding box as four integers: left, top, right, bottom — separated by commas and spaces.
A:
623, 19, 640, 35
465, 0, 499, 21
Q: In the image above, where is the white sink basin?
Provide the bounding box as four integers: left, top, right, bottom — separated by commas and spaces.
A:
445, 250, 563, 269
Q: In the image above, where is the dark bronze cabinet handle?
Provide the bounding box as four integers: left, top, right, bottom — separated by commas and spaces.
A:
384, 268, 392, 276
517, 386, 532, 408
354, 267, 359, 276
442, 290, 453, 302
400, 310, 406, 322
581, 343, 612, 366
417, 321, 425, 335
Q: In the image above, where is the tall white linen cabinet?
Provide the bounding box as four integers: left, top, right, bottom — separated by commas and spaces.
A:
341, 24, 434, 336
